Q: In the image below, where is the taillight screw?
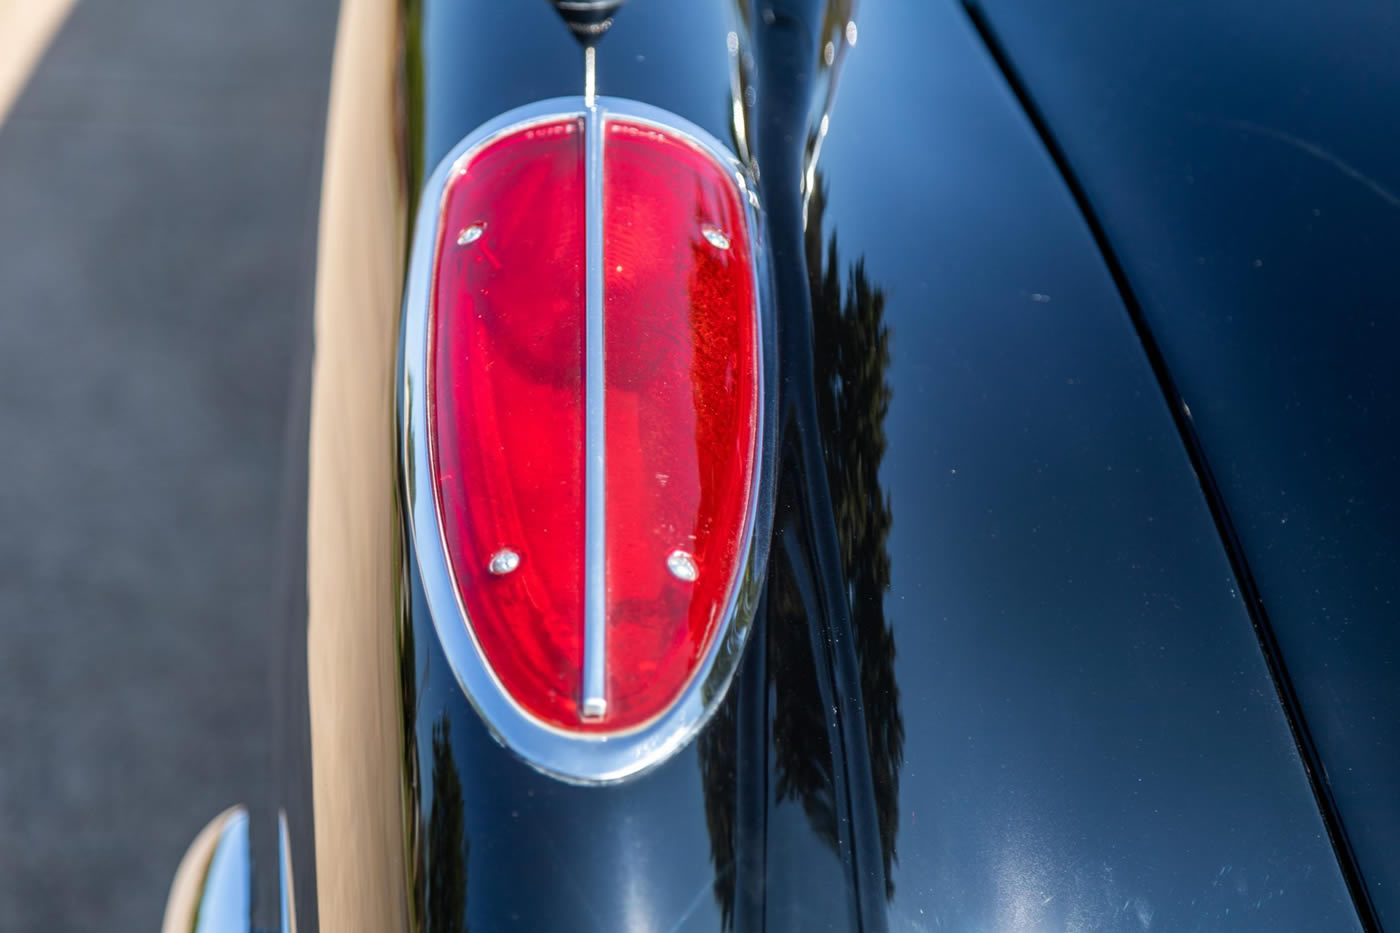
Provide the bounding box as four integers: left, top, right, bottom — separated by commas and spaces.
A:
667, 549, 698, 582
701, 225, 731, 250
488, 548, 521, 575
457, 222, 486, 246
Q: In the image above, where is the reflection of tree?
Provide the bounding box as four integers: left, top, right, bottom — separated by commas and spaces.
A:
398, 577, 426, 931
698, 168, 903, 926
699, 686, 741, 929
427, 715, 468, 933
768, 530, 840, 847
805, 173, 903, 899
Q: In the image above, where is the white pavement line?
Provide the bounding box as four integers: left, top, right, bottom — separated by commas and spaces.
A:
0, 0, 79, 128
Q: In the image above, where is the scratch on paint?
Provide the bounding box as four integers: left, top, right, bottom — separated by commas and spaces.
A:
1204, 115, 1400, 210
663, 868, 727, 933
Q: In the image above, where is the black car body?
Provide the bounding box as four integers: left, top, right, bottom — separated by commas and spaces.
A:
162, 1, 1400, 931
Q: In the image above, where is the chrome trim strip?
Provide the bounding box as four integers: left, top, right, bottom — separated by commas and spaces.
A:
583, 45, 596, 107
581, 99, 608, 720
400, 96, 774, 783
278, 809, 297, 933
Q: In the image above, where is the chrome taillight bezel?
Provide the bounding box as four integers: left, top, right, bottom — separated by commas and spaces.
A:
398, 97, 775, 784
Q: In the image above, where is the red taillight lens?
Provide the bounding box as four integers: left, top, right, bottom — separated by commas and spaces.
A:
602, 122, 758, 728
428, 110, 759, 735
431, 119, 587, 728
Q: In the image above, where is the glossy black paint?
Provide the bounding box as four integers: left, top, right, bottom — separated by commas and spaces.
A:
762, 0, 1358, 928
372, 0, 1376, 930
967, 0, 1400, 925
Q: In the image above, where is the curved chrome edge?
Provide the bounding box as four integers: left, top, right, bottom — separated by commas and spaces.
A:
161, 807, 246, 933
399, 95, 776, 784
195, 810, 251, 933
161, 807, 301, 933
160, 806, 251, 933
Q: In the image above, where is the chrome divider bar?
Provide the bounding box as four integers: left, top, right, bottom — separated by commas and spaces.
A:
580, 96, 607, 719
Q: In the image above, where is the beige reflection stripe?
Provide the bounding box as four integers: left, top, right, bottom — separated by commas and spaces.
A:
0, 0, 77, 127
306, 0, 408, 929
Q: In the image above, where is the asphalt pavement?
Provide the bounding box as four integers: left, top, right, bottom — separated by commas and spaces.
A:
0, 0, 337, 928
